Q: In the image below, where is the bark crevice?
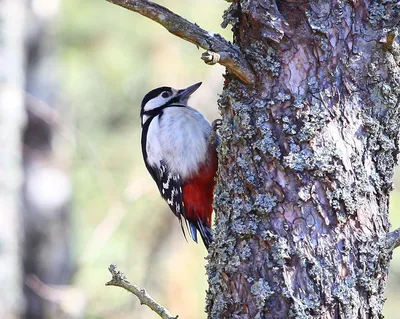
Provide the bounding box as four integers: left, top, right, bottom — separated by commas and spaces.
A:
207, 1, 400, 318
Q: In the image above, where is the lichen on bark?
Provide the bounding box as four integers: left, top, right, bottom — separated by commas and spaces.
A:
207, 1, 400, 318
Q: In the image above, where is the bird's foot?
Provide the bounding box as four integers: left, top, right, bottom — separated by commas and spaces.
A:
211, 119, 222, 132
208, 119, 222, 148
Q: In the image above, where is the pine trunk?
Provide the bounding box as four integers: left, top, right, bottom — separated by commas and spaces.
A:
207, 1, 400, 318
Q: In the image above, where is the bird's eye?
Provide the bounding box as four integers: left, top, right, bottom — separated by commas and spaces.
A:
161, 92, 170, 98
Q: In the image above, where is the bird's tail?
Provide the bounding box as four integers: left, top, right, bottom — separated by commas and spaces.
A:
189, 220, 213, 249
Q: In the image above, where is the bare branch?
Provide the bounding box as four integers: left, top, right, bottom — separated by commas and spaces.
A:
106, 264, 178, 319
386, 228, 400, 251
106, 0, 256, 84
202, 51, 220, 65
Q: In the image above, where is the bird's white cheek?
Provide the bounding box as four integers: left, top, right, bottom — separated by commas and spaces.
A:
143, 96, 171, 112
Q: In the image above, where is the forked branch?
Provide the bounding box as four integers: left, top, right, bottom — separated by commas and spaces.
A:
106, 264, 178, 319
106, 0, 255, 84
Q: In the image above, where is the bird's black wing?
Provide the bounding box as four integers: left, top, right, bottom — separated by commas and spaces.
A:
156, 162, 189, 240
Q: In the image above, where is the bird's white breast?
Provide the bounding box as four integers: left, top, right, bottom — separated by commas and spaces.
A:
146, 106, 211, 179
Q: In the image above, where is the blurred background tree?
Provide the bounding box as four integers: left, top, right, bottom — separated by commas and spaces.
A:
0, 0, 399, 318
22, 0, 74, 318
0, 0, 26, 317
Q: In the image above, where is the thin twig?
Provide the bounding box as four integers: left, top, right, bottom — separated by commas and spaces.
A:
106, 0, 255, 84
386, 228, 400, 251
106, 264, 178, 319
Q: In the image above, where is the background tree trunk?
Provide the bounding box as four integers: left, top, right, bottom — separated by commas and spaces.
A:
207, 1, 400, 318
0, 0, 27, 317
22, 1, 75, 318
0, 0, 74, 317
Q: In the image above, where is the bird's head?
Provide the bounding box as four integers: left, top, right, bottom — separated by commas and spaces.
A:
140, 82, 202, 121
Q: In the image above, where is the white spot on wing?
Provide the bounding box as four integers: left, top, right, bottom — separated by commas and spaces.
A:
162, 173, 172, 189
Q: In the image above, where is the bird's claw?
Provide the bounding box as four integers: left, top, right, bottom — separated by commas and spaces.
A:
212, 119, 222, 131
208, 119, 222, 148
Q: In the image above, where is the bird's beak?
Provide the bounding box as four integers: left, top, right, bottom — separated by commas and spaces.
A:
177, 82, 202, 103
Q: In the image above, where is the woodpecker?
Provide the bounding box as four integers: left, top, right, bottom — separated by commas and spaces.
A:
140, 82, 219, 249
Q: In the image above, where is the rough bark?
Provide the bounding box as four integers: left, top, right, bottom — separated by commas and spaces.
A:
0, 0, 27, 317
207, 1, 400, 319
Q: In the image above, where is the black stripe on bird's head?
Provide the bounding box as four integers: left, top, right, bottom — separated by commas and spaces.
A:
140, 82, 202, 120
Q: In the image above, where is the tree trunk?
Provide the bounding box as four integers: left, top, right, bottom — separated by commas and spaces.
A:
0, 0, 27, 317
22, 1, 75, 318
207, 1, 400, 318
